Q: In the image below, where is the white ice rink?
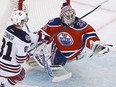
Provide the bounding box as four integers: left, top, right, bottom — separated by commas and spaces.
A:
0, 0, 116, 87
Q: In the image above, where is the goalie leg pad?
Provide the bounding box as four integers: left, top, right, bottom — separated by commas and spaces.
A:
52, 72, 72, 82
51, 65, 72, 82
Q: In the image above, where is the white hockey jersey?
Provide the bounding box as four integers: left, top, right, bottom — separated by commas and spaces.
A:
0, 25, 31, 77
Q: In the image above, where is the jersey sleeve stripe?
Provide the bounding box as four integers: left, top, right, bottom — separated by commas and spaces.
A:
16, 55, 28, 63
0, 61, 21, 73
82, 32, 98, 44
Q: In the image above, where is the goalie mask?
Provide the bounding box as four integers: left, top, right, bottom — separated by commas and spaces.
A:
11, 10, 28, 26
60, 5, 76, 26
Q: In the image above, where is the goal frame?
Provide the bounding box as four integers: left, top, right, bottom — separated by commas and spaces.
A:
18, 0, 71, 10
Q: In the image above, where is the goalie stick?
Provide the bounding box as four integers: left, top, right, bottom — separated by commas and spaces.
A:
26, 42, 72, 82
39, 49, 53, 77
28, 0, 109, 53
38, 49, 72, 82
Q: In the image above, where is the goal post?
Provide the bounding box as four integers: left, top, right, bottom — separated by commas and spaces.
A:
18, 0, 24, 10
17, 0, 71, 10
66, 0, 70, 5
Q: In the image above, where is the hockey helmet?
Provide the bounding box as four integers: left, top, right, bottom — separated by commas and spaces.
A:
11, 10, 28, 26
60, 3, 76, 25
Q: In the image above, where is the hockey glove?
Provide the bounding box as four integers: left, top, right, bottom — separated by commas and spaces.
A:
45, 36, 53, 44
90, 41, 109, 56
38, 31, 53, 44
38, 31, 45, 42
25, 54, 30, 61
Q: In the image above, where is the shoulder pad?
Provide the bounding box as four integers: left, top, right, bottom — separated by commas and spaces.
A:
6, 25, 31, 43
48, 17, 61, 26
74, 18, 88, 29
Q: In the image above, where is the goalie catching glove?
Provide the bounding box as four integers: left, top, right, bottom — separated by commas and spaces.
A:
37, 31, 53, 44
90, 41, 109, 56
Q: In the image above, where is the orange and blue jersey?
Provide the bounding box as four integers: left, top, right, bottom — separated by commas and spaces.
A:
42, 17, 100, 62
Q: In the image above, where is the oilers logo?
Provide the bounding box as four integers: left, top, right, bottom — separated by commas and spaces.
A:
58, 32, 73, 46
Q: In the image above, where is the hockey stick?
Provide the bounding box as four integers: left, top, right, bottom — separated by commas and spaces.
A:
79, 0, 109, 19
25, 23, 31, 32
39, 47, 72, 81
39, 49, 54, 77
28, 0, 109, 53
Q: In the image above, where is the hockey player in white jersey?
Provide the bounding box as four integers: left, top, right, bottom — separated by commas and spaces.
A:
0, 9, 52, 86
0, 10, 44, 87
